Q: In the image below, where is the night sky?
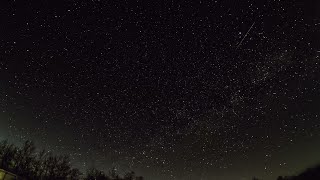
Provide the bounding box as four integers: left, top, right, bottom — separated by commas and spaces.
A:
1, 0, 320, 179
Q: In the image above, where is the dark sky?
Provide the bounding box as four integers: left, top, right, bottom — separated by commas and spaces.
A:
1, 0, 320, 179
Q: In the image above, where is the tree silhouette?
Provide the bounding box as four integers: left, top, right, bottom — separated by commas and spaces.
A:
124, 171, 135, 180
3, 139, 320, 180
85, 167, 110, 180
277, 176, 284, 180
33, 149, 48, 179
0, 140, 84, 179
0, 140, 17, 170
13, 140, 36, 177
69, 168, 82, 180
0, 139, 141, 180
291, 164, 320, 180
109, 167, 120, 180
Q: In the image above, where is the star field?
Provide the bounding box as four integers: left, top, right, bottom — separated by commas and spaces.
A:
1, 0, 320, 179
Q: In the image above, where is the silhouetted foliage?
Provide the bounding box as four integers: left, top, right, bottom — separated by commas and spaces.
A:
85, 168, 110, 180
3, 139, 319, 180
290, 164, 320, 180
0, 140, 17, 170
124, 171, 135, 180
109, 167, 119, 179
0, 140, 81, 179
277, 176, 284, 180
255, 164, 320, 180
0, 139, 144, 180
123, 171, 143, 180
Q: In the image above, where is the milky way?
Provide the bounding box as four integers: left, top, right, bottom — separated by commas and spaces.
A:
1, 1, 319, 179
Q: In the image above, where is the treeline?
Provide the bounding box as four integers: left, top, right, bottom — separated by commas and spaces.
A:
253, 164, 320, 180
0, 140, 143, 180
